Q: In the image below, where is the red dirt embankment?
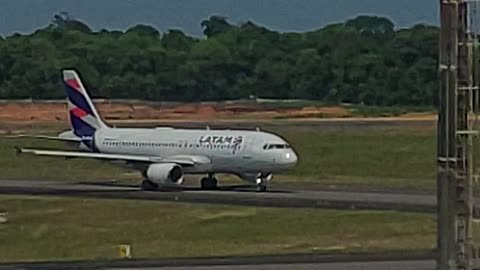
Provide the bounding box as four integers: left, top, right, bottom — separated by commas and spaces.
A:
0, 101, 435, 125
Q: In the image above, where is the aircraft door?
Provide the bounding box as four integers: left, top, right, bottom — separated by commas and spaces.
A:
240, 135, 255, 160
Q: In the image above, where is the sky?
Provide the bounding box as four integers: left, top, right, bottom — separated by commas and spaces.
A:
0, 0, 438, 37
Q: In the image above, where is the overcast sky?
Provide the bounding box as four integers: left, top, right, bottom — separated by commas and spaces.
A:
0, 0, 438, 37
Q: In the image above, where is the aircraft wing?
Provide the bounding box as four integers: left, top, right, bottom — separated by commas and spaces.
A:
17, 148, 209, 166
6, 134, 82, 143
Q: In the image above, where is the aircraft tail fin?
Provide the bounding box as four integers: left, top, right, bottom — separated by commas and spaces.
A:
62, 69, 108, 142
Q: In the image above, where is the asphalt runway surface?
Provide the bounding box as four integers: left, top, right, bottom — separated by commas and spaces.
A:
0, 252, 436, 270
0, 178, 458, 213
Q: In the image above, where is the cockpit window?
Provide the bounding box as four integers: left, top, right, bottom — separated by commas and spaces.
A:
263, 144, 291, 150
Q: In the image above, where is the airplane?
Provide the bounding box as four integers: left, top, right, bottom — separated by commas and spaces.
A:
16, 70, 298, 192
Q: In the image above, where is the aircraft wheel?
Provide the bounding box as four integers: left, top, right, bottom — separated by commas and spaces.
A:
201, 177, 218, 190
140, 180, 159, 191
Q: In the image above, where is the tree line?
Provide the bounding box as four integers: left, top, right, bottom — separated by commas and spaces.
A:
0, 13, 439, 106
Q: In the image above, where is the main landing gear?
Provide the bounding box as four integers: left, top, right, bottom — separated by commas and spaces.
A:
140, 179, 159, 191
200, 173, 218, 190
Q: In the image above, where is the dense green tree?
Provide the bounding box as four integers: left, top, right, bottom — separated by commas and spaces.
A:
0, 14, 439, 106
162, 29, 195, 51
345, 16, 395, 38
201, 16, 234, 38
52, 12, 92, 33
126, 24, 161, 38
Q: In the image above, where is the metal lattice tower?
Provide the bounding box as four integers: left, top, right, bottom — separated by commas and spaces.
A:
438, 0, 480, 269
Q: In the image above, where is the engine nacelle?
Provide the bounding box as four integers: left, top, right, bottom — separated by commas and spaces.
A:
145, 163, 184, 186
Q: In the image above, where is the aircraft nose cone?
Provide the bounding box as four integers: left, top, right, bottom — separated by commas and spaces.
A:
290, 151, 298, 166
282, 151, 298, 167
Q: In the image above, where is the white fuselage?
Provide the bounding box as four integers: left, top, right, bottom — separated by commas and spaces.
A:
90, 127, 298, 177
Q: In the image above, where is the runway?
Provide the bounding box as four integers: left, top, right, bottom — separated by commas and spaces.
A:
0, 179, 456, 213
0, 251, 436, 270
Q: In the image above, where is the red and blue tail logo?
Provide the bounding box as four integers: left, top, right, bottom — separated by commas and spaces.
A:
63, 70, 106, 150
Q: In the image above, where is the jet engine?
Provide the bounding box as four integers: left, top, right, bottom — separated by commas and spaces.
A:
145, 163, 184, 186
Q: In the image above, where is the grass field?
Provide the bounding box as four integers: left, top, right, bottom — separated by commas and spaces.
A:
0, 195, 436, 262
279, 125, 436, 190
0, 124, 437, 190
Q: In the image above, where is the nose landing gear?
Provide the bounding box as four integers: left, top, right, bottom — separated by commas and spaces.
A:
255, 173, 272, 193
